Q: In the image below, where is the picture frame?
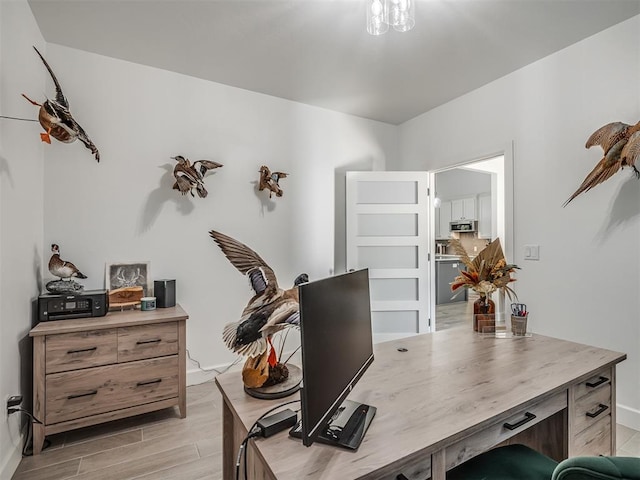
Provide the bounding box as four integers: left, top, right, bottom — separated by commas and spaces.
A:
105, 261, 151, 296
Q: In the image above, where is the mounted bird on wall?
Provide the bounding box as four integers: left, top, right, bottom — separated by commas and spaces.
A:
564, 121, 640, 206
209, 230, 308, 389
46, 244, 87, 294
171, 155, 223, 198
258, 165, 288, 198
22, 46, 100, 162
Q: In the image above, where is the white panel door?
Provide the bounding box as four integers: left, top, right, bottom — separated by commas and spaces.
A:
346, 171, 431, 343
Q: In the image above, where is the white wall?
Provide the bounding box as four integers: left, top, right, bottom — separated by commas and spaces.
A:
398, 16, 640, 429
0, 1, 45, 477
435, 169, 491, 199
41, 44, 397, 383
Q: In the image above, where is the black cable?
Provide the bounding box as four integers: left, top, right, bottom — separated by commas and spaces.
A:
9, 408, 43, 424
234, 399, 301, 480
8, 408, 49, 456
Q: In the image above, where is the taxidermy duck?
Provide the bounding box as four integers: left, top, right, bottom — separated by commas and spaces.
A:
22, 46, 100, 162
48, 244, 87, 281
564, 121, 640, 206
172, 155, 223, 198
258, 165, 288, 198
209, 230, 308, 365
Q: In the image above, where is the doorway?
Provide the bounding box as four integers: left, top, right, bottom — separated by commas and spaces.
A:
430, 152, 513, 331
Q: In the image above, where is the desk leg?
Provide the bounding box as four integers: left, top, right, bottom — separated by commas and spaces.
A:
222, 399, 235, 480
32, 336, 45, 455
178, 320, 187, 418
431, 450, 446, 480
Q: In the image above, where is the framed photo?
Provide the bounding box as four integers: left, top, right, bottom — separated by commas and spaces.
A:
105, 261, 151, 296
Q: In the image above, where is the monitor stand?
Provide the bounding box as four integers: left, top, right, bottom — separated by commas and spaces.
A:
291, 399, 377, 450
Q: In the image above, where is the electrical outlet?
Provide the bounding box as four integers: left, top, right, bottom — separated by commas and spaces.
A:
7, 395, 22, 415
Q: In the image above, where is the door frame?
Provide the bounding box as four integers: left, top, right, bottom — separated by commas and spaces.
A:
428, 143, 515, 329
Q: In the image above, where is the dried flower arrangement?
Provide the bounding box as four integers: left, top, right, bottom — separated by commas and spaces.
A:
449, 238, 519, 300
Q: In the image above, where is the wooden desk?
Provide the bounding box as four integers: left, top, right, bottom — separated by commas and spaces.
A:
215, 328, 626, 480
30, 305, 188, 455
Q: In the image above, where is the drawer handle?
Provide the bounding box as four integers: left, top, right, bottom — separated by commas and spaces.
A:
136, 339, 162, 345
67, 346, 97, 354
586, 376, 609, 388
504, 412, 536, 430
137, 379, 162, 387
586, 403, 609, 418
67, 390, 98, 399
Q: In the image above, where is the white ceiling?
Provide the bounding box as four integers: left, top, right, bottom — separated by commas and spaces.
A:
27, 0, 640, 125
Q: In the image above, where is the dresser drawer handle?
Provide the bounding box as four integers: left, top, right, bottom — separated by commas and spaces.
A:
67, 390, 98, 399
586, 376, 609, 388
136, 339, 162, 345
137, 379, 162, 387
504, 412, 536, 430
586, 403, 608, 418
67, 346, 97, 354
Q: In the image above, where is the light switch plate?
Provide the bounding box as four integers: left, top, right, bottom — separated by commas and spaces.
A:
524, 244, 540, 260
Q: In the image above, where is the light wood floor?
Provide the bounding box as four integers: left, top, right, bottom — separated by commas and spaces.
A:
13, 370, 640, 480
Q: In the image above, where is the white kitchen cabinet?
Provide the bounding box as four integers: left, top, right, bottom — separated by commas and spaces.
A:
478, 193, 492, 239
450, 197, 476, 221
436, 201, 452, 239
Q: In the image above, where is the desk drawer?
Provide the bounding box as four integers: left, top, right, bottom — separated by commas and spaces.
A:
46, 329, 117, 374
118, 321, 178, 362
445, 391, 567, 470
573, 414, 612, 457
574, 368, 612, 400
45, 355, 179, 424
573, 384, 611, 434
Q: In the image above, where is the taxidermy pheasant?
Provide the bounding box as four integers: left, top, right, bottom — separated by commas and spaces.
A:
48, 244, 87, 281
564, 121, 640, 206
22, 46, 100, 162
209, 230, 308, 365
258, 165, 288, 198
172, 155, 223, 198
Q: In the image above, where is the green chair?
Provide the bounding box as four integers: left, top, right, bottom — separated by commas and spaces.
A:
444, 444, 640, 480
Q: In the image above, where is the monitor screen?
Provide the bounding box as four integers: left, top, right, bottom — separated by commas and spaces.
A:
298, 268, 374, 447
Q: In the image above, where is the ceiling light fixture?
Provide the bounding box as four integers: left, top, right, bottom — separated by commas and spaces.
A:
367, 0, 415, 36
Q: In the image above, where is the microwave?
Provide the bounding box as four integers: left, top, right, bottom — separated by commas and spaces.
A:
450, 220, 477, 232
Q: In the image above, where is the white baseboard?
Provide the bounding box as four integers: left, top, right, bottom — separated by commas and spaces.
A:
617, 403, 640, 431
0, 432, 24, 480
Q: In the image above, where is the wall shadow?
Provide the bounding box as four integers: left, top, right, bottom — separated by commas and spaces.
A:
253, 180, 277, 215
0, 153, 15, 188
595, 174, 640, 244
138, 164, 197, 234
333, 157, 375, 274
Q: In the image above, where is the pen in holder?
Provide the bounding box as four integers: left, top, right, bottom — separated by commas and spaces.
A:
511, 313, 528, 336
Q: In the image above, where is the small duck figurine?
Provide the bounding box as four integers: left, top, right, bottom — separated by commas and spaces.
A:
22, 46, 100, 162
258, 165, 288, 198
209, 230, 308, 365
172, 155, 223, 198
564, 120, 640, 206
48, 244, 87, 281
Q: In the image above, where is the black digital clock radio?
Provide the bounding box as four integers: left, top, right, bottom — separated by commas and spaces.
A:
38, 290, 109, 322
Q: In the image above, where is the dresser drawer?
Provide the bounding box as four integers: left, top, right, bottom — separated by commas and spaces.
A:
573, 414, 612, 457
46, 329, 118, 374
574, 368, 612, 400
118, 321, 178, 362
445, 391, 567, 470
573, 383, 611, 434
45, 355, 179, 424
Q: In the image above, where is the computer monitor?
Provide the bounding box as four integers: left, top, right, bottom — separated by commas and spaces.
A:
294, 268, 376, 449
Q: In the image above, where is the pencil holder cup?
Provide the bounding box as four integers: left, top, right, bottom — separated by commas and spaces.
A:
511, 314, 528, 336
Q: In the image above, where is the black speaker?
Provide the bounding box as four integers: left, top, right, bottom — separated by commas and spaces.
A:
154, 279, 176, 308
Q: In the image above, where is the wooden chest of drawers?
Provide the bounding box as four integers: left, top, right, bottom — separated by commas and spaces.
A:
569, 366, 616, 456
30, 305, 188, 455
